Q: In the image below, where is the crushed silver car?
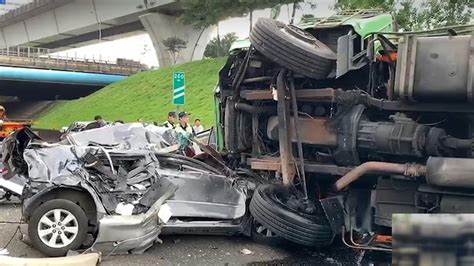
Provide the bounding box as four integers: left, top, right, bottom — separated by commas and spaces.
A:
2, 125, 262, 257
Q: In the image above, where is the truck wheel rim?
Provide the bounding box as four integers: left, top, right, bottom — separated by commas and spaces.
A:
284, 24, 318, 44
37, 209, 79, 248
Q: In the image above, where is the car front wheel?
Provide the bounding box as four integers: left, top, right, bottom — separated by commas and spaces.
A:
28, 199, 88, 257
251, 218, 287, 246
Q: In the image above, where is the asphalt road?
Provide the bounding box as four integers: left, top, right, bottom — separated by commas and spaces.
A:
0, 200, 391, 265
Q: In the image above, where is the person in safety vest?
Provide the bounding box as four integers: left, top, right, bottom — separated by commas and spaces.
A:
162, 111, 177, 128
175, 112, 195, 135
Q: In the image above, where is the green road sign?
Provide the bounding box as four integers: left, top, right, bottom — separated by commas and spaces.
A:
173, 71, 185, 105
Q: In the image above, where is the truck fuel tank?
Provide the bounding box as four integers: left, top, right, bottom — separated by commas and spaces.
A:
395, 34, 474, 103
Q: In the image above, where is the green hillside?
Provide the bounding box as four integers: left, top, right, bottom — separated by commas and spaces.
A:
38, 58, 226, 129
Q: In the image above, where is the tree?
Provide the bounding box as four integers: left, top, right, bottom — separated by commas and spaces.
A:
289, 1, 300, 24
396, 0, 421, 31
270, 1, 316, 23
181, 0, 302, 32
163, 37, 188, 64
334, 0, 472, 31
204, 32, 239, 58
270, 3, 283, 19
334, 0, 395, 11
238, 0, 280, 33
417, 0, 471, 29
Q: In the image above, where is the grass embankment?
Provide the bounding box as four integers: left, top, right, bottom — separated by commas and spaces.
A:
37, 58, 226, 129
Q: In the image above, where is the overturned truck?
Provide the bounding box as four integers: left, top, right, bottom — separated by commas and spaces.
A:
4, 10, 474, 257
216, 10, 474, 250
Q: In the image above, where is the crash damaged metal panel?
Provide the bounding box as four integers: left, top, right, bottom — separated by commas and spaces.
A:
23, 144, 90, 186
160, 168, 247, 219
91, 180, 177, 255
0, 175, 24, 196
66, 123, 178, 151
21, 140, 248, 219
5, 126, 252, 257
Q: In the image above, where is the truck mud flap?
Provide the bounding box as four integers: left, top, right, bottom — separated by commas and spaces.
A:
320, 196, 347, 235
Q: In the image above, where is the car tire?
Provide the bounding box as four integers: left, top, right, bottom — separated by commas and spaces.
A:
250, 18, 336, 79
28, 199, 88, 257
251, 217, 287, 246
250, 184, 333, 247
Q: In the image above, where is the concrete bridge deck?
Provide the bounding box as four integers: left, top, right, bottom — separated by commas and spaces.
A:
0, 46, 147, 75
0, 0, 215, 67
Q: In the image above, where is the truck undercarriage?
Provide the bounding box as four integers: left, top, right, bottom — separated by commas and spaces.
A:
216, 12, 474, 250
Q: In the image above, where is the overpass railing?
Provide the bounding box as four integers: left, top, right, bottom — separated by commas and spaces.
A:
0, 46, 148, 76
0, 0, 73, 27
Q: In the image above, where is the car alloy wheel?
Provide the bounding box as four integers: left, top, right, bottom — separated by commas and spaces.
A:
37, 208, 79, 248
255, 221, 278, 238
29, 199, 88, 256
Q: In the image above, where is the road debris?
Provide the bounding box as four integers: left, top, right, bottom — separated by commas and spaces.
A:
240, 248, 254, 255
0, 248, 9, 255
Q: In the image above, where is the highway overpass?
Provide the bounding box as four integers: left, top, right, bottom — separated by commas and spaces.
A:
0, 45, 144, 100
0, 0, 215, 67
0, 66, 126, 100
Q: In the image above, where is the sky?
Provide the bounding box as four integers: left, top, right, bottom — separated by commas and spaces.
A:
57, 1, 337, 67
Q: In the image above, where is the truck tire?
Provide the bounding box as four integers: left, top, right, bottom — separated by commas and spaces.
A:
250, 18, 336, 79
29, 199, 88, 257
250, 184, 333, 247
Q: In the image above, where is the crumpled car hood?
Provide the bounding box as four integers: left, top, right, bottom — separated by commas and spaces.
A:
22, 142, 248, 220
24, 144, 90, 186
65, 123, 178, 151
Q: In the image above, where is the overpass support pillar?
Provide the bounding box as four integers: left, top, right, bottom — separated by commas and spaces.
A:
139, 13, 216, 67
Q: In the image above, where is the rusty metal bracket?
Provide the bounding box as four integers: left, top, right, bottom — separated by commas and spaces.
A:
276, 70, 295, 185
341, 226, 392, 252
320, 196, 346, 235
241, 88, 337, 101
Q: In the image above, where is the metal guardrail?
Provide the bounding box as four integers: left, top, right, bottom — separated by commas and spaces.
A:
0, 46, 148, 75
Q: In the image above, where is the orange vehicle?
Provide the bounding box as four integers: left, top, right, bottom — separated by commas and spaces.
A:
0, 119, 34, 140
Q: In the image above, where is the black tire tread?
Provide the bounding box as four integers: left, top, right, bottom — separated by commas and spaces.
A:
250, 18, 336, 79
250, 184, 333, 247
251, 29, 331, 72
254, 28, 327, 71
255, 19, 334, 64
251, 30, 330, 71
251, 197, 331, 242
